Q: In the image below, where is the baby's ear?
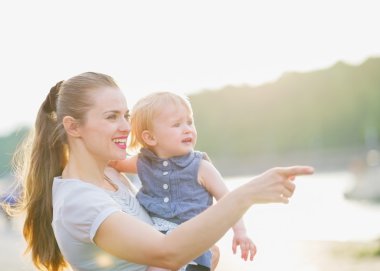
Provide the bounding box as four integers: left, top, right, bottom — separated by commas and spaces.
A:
141, 130, 157, 146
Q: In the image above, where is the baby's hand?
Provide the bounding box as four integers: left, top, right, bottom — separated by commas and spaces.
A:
108, 156, 138, 174
108, 160, 119, 168
232, 231, 256, 261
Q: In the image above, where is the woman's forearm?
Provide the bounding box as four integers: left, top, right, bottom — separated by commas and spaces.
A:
163, 185, 251, 268
95, 166, 313, 270
161, 166, 314, 268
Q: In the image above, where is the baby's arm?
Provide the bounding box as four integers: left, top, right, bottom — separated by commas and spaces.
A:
108, 155, 138, 174
231, 218, 256, 261
199, 160, 256, 261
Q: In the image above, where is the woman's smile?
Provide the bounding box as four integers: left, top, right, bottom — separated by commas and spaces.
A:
112, 136, 128, 150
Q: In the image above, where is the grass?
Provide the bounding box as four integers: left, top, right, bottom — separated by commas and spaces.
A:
330, 240, 380, 259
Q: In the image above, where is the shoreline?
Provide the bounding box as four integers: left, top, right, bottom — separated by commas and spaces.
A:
216, 239, 380, 271
2, 217, 380, 271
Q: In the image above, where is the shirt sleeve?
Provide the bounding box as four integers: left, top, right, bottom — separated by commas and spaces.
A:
58, 183, 122, 243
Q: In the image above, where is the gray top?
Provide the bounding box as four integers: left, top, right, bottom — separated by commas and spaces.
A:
52, 168, 152, 271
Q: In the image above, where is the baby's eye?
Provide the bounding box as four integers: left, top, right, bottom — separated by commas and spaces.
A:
124, 113, 130, 120
173, 123, 181, 127
187, 120, 193, 125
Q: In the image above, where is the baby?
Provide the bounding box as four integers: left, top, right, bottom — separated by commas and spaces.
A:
112, 92, 256, 271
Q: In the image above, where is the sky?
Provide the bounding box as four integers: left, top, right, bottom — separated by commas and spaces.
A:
1, 0, 379, 136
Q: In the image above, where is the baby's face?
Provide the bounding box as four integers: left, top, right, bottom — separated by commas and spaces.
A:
150, 104, 197, 158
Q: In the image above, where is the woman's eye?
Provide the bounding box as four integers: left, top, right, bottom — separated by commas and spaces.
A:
107, 115, 117, 120
124, 113, 130, 120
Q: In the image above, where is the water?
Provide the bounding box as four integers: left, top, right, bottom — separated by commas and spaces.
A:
215, 171, 380, 270
1, 171, 380, 270
224, 171, 380, 242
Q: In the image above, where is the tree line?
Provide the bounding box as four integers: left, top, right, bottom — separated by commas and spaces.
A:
1, 57, 379, 177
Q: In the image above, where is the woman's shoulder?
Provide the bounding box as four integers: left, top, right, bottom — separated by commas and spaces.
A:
52, 176, 118, 211
52, 176, 121, 224
53, 177, 105, 196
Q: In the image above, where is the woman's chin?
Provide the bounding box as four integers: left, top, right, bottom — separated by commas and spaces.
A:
111, 151, 127, 161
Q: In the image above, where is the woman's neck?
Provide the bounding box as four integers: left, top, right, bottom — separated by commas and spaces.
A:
62, 145, 107, 185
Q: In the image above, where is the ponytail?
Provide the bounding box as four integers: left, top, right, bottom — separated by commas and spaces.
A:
20, 81, 68, 271
42, 81, 62, 114
15, 72, 118, 271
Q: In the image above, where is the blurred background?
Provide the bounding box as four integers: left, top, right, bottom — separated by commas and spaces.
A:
1, 0, 380, 270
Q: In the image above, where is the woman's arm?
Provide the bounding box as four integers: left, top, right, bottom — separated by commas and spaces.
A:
94, 166, 314, 270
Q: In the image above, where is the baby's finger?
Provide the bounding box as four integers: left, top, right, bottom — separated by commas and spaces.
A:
239, 242, 249, 260
249, 243, 257, 261
232, 240, 237, 254
241, 245, 248, 261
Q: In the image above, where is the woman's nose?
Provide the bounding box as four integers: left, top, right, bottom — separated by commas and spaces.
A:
119, 118, 131, 132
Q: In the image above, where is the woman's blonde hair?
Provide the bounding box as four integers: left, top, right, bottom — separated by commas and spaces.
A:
13, 72, 118, 271
129, 91, 193, 151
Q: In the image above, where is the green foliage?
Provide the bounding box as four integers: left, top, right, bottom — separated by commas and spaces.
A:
1, 58, 380, 175
191, 58, 380, 161
0, 127, 29, 177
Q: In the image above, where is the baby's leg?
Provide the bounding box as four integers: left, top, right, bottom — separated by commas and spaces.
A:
146, 265, 188, 271
146, 266, 171, 271
210, 245, 220, 271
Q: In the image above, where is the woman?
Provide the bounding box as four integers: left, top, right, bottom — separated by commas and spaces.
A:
14, 72, 313, 271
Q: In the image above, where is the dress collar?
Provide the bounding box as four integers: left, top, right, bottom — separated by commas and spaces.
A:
139, 148, 196, 168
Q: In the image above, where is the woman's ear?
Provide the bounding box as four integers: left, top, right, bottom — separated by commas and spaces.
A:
141, 130, 157, 147
63, 116, 81, 138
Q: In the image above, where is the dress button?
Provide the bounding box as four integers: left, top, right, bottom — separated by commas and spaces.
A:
163, 161, 169, 167
163, 171, 169, 176
163, 197, 169, 203
163, 184, 169, 190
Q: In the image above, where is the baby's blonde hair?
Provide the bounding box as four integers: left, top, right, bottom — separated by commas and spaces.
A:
129, 91, 193, 151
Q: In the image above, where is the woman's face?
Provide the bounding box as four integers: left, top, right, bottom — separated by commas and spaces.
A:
78, 87, 130, 162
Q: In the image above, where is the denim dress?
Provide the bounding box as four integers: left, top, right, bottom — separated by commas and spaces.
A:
136, 148, 213, 268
